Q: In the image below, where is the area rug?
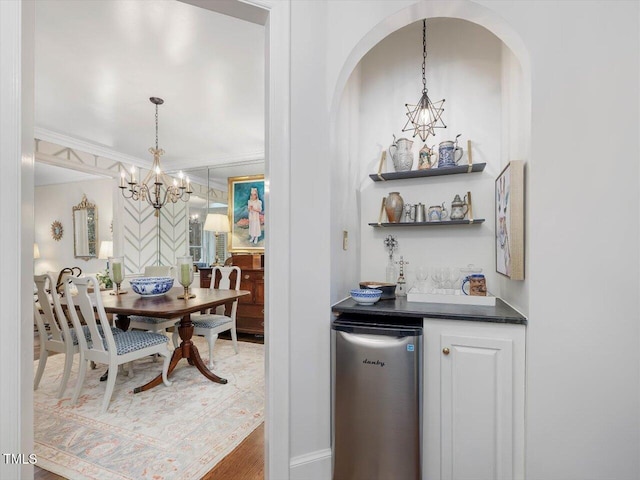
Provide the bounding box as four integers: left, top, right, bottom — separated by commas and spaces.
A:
33, 338, 264, 480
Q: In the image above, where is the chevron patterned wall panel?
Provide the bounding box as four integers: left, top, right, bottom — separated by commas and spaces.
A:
159, 201, 188, 267
123, 199, 159, 274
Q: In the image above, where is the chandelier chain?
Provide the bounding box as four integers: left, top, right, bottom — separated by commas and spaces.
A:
422, 19, 427, 93
155, 103, 159, 150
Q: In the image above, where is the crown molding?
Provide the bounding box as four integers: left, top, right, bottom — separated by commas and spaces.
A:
35, 127, 265, 172
34, 127, 149, 167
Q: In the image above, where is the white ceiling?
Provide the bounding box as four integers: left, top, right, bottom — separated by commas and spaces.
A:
35, 0, 265, 183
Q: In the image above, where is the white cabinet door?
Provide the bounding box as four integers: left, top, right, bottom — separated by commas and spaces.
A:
423, 320, 525, 480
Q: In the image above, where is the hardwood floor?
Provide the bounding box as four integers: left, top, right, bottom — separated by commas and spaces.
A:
33, 331, 265, 480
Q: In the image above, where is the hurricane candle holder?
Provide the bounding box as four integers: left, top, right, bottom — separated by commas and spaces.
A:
177, 255, 195, 299
108, 256, 127, 295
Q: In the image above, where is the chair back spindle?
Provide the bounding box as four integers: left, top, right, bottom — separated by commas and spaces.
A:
34, 274, 70, 343
65, 276, 115, 355
212, 266, 240, 316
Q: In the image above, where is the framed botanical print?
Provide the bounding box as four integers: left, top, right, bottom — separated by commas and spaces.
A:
495, 160, 524, 280
228, 174, 265, 252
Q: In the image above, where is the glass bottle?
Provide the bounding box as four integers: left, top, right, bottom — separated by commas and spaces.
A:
386, 255, 397, 283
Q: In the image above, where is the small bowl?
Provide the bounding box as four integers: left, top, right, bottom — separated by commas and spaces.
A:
359, 281, 396, 300
130, 276, 174, 296
350, 288, 382, 305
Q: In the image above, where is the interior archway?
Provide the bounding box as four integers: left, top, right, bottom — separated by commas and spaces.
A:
329, 0, 531, 316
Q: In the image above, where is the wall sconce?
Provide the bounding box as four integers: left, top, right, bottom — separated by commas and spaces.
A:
203, 214, 230, 266
33, 243, 40, 259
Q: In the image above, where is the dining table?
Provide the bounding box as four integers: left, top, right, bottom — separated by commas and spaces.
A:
99, 286, 250, 393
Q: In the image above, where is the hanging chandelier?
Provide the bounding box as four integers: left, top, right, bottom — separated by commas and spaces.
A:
402, 19, 446, 142
119, 97, 192, 216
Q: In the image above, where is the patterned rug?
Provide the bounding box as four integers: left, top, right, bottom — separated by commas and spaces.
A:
33, 338, 264, 480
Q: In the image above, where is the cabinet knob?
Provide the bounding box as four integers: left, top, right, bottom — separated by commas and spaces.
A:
442, 347, 450, 355
207, 274, 212, 279
244, 274, 250, 279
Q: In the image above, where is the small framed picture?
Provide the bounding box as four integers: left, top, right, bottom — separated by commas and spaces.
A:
495, 160, 524, 280
228, 175, 265, 252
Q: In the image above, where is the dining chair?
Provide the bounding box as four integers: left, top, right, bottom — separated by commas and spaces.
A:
33, 273, 122, 398
65, 276, 172, 413
128, 265, 179, 336
172, 266, 240, 369
55, 266, 82, 296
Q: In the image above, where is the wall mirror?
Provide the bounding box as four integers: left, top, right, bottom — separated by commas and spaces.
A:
73, 194, 98, 260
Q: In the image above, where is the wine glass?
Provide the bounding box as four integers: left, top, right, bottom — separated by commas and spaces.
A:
177, 255, 195, 299
431, 267, 444, 290
415, 266, 429, 292
108, 256, 125, 295
445, 268, 461, 292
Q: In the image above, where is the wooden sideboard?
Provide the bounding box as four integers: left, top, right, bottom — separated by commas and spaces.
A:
199, 253, 264, 336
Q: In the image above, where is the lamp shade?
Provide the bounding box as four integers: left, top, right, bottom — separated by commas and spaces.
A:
98, 240, 113, 259
33, 243, 40, 259
203, 214, 230, 233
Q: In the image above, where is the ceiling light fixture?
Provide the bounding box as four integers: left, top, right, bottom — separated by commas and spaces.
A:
119, 97, 193, 216
402, 19, 446, 142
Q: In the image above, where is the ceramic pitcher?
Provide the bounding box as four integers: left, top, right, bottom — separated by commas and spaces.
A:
389, 135, 414, 172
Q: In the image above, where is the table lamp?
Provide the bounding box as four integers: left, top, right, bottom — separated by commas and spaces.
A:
98, 240, 113, 260
203, 213, 230, 266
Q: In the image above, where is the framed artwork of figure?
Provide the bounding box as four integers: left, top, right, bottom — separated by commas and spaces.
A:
228, 174, 265, 252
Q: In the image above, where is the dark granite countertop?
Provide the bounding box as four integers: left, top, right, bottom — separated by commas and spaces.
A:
331, 296, 527, 325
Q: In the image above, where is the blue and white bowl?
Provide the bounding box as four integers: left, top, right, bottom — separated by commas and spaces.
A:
130, 276, 174, 296
350, 288, 382, 305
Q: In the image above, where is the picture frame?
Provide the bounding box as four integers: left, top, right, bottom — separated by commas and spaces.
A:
495, 160, 524, 280
228, 174, 265, 252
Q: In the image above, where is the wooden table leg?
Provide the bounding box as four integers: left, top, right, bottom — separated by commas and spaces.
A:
133, 313, 227, 393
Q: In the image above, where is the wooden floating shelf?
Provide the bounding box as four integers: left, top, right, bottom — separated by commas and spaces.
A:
369, 219, 485, 227
369, 163, 486, 182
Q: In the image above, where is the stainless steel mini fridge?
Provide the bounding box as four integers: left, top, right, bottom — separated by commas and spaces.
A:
331, 317, 423, 480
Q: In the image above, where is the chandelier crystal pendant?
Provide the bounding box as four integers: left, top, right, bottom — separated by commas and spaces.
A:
119, 97, 193, 216
402, 19, 446, 142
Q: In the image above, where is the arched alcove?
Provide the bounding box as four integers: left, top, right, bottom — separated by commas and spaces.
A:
329, 1, 531, 315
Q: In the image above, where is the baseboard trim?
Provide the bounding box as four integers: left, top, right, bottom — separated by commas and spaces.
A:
290, 448, 332, 480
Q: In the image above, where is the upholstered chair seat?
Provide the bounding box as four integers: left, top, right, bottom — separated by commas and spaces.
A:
172, 266, 240, 369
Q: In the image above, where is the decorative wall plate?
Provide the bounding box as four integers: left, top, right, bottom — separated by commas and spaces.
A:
51, 220, 63, 241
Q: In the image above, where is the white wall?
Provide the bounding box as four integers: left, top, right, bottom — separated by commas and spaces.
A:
330, 64, 362, 303
290, 0, 332, 470
34, 178, 114, 275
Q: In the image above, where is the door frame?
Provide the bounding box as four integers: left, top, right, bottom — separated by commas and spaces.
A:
0, 0, 292, 478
